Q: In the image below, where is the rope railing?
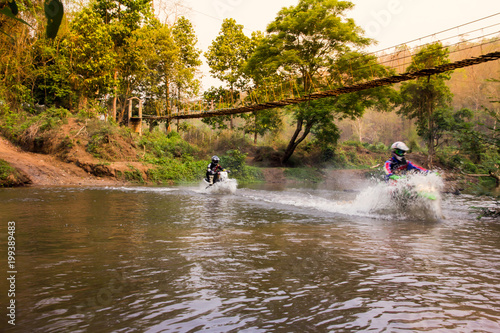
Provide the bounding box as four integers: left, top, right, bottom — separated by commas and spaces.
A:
135, 14, 500, 122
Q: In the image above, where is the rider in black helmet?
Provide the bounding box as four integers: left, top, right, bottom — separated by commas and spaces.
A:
206, 155, 224, 184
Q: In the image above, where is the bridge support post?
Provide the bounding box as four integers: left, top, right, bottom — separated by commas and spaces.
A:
127, 97, 143, 136
165, 119, 171, 133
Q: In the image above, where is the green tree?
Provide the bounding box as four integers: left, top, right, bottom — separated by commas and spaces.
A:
133, 20, 179, 119
91, 0, 153, 121
240, 109, 283, 144
205, 18, 251, 97
205, 18, 253, 129
246, 0, 395, 164
172, 16, 202, 111
92, 0, 152, 46
31, 38, 76, 109
62, 7, 117, 109
399, 42, 453, 166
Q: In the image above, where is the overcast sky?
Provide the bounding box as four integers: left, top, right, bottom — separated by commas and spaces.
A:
164, 0, 500, 90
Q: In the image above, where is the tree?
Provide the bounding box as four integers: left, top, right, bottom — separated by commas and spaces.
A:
246, 0, 396, 164
240, 109, 283, 144
62, 7, 117, 109
91, 0, 153, 121
205, 18, 251, 92
31, 38, 76, 109
399, 43, 453, 166
205, 18, 251, 129
172, 16, 201, 110
133, 19, 179, 118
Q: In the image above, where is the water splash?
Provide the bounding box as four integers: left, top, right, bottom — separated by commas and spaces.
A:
201, 179, 238, 194
351, 173, 444, 221
235, 173, 444, 221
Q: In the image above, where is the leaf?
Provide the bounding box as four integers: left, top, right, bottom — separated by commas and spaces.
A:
0, 3, 33, 32
44, 0, 64, 39
8, 0, 18, 15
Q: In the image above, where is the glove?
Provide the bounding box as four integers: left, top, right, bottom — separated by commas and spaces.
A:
389, 174, 402, 180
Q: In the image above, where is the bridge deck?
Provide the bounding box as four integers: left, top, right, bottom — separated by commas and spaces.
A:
131, 51, 500, 122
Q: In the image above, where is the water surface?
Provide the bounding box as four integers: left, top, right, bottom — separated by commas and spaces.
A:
0, 181, 499, 332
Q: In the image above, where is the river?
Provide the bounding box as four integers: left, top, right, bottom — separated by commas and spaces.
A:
0, 177, 499, 332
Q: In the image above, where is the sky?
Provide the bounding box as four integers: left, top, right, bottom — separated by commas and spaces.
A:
159, 0, 500, 90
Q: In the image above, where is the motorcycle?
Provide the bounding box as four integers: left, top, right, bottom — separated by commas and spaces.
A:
205, 170, 230, 187
203, 170, 238, 194
387, 172, 443, 219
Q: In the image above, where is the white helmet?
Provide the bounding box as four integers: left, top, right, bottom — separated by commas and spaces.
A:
391, 141, 409, 161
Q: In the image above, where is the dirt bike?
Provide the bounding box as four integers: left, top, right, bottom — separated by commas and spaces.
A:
387, 173, 442, 214
205, 170, 230, 187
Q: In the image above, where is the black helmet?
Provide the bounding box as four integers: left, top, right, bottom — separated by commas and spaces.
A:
211, 155, 220, 164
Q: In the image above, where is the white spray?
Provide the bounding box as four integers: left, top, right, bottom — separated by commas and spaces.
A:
350, 172, 444, 220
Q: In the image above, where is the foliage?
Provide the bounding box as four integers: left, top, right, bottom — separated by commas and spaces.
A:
139, 129, 198, 160
364, 142, 387, 153
0, 106, 69, 142
246, 0, 397, 164
221, 149, 264, 182
221, 149, 246, 173
0, 0, 63, 39
0, 159, 16, 183
62, 7, 117, 106
172, 16, 202, 102
201, 86, 239, 130
86, 123, 115, 158
31, 38, 76, 109
399, 43, 453, 164
92, 0, 153, 46
205, 18, 251, 91
123, 164, 144, 183
83, 118, 135, 160
239, 109, 283, 144
147, 158, 206, 184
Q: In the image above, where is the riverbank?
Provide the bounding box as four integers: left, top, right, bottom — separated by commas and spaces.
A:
0, 133, 469, 195
0, 136, 128, 186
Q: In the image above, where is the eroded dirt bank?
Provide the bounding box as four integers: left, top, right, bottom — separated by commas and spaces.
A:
0, 136, 128, 186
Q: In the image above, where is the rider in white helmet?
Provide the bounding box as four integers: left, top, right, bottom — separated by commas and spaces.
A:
384, 141, 428, 180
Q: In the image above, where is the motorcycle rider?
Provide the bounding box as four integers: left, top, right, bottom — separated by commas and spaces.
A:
206, 155, 224, 185
384, 141, 428, 181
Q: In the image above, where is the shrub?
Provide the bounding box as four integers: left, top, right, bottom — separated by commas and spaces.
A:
147, 159, 206, 184
0, 106, 70, 143
139, 130, 198, 159
123, 165, 145, 183
220, 149, 264, 182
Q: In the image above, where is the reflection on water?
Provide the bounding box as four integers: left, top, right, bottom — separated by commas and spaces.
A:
0, 185, 499, 332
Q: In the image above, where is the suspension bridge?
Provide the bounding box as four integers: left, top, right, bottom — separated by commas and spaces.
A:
128, 13, 500, 133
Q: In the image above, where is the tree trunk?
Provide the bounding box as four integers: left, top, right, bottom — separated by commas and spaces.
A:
229, 85, 235, 130
112, 70, 118, 122
281, 118, 315, 165
165, 80, 171, 132
254, 114, 257, 144
165, 80, 170, 117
